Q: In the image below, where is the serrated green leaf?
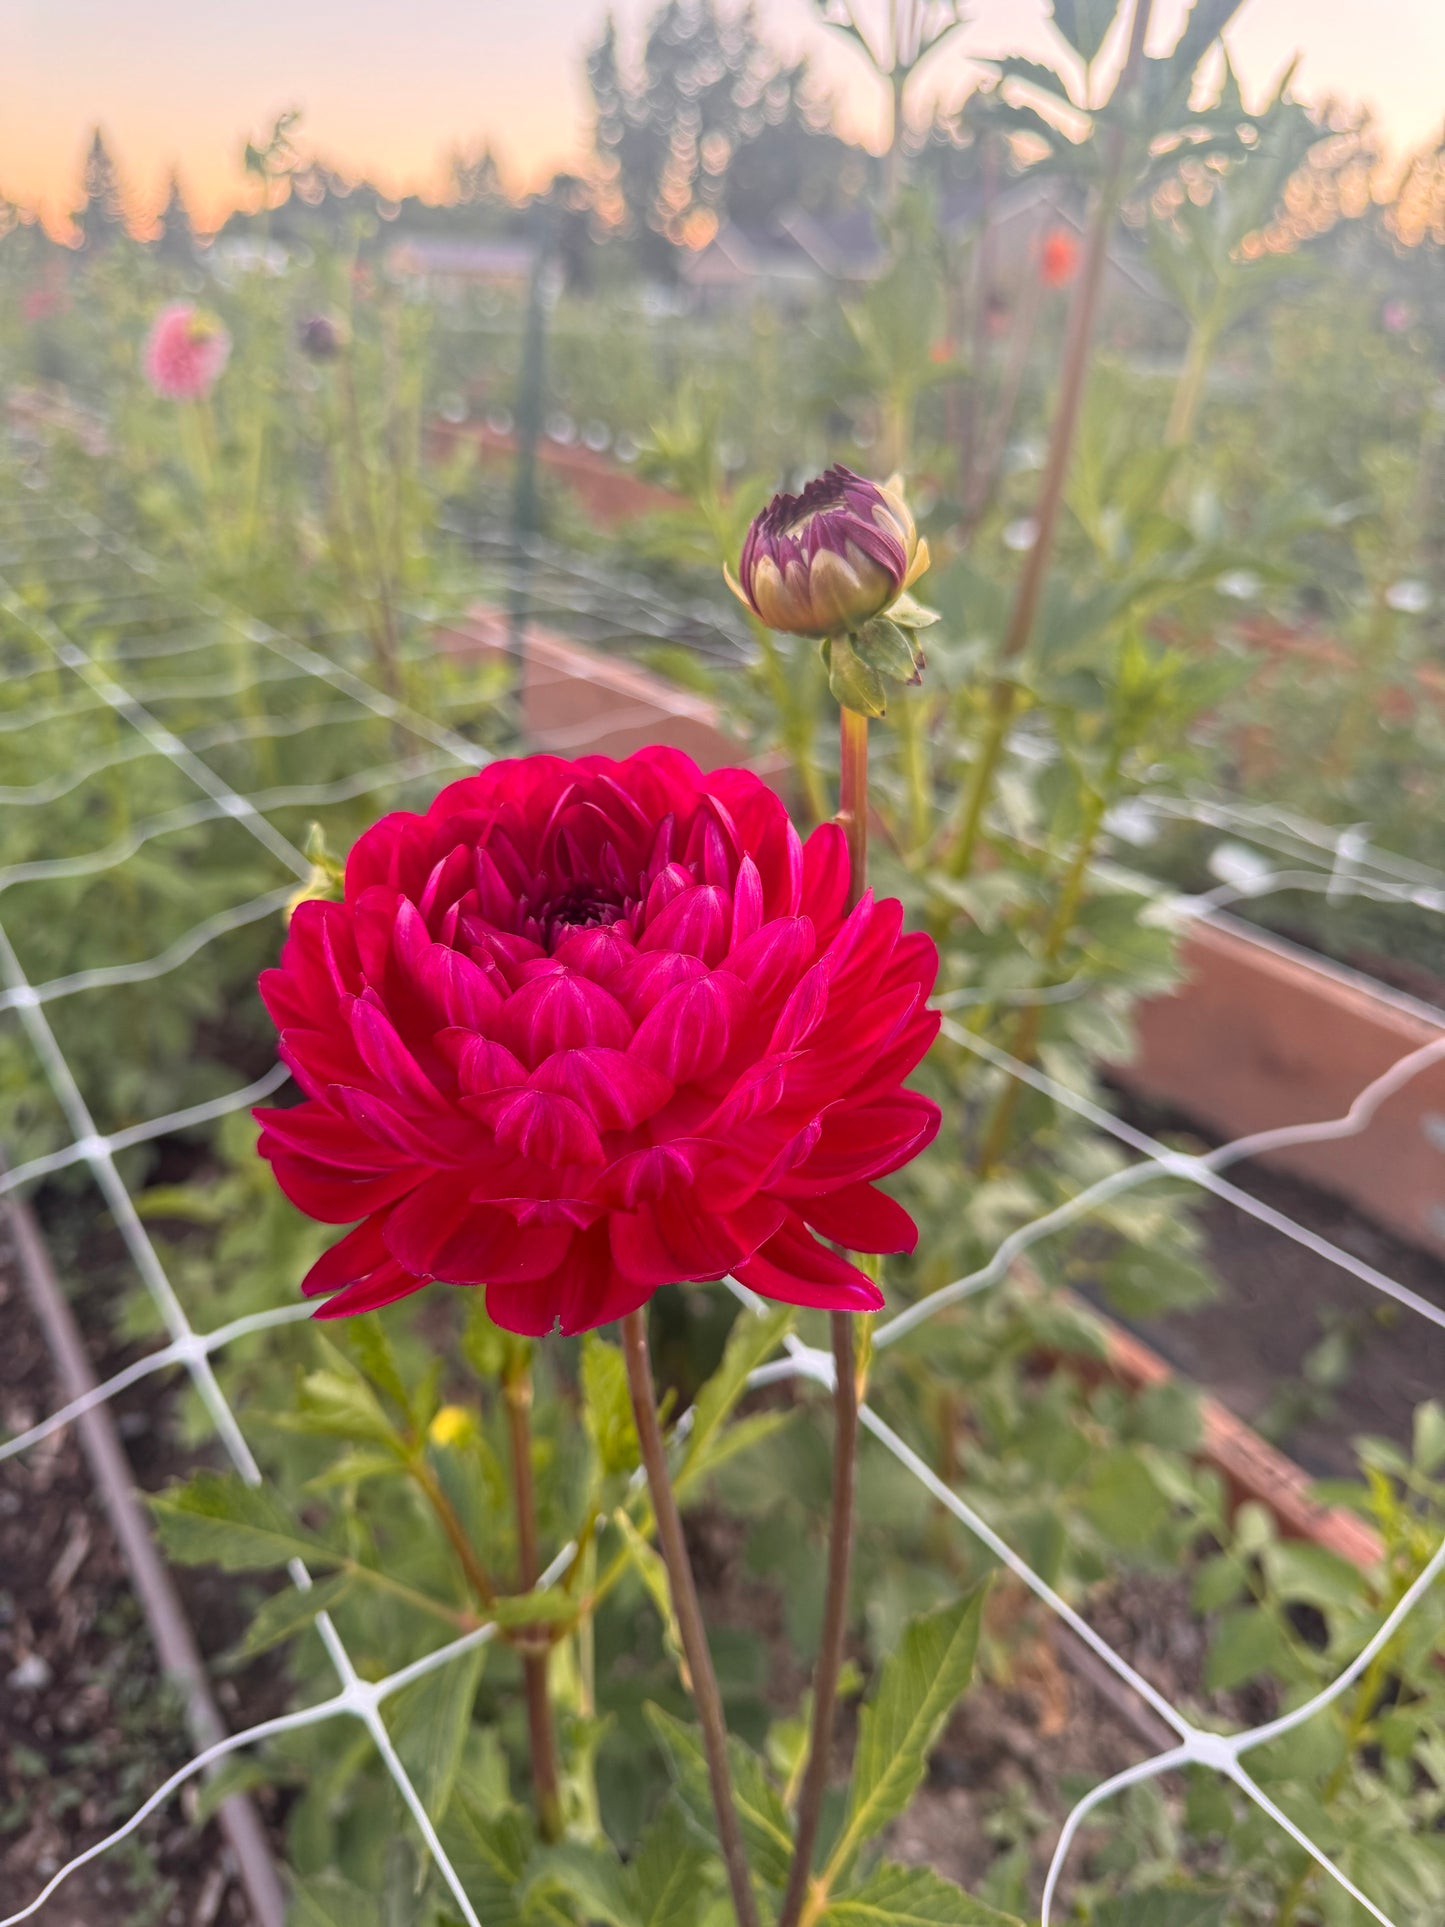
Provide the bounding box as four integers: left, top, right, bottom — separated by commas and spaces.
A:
271, 1363, 401, 1449
679, 1305, 792, 1489
386, 1641, 487, 1823
1093, 1888, 1229, 1927
645, 1703, 794, 1887
344, 1315, 414, 1418
439, 1799, 541, 1927
523, 1840, 640, 1927
615, 1508, 684, 1671
824, 1861, 1020, 1927
584, 1334, 640, 1478
149, 1471, 343, 1573
1204, 1606, 1294, 1693
829, 1591, 986, 1878
289, 1874, 384, 1927
634, 1802, 711, 1927
229, 1572, 353, 1662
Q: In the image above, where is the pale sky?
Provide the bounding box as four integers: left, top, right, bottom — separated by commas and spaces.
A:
1, 0, 1440, 232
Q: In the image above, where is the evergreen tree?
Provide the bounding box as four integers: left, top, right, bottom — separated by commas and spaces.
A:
155, 171, 196, 261
74, 128, 128, 250
586, 1, 853, 268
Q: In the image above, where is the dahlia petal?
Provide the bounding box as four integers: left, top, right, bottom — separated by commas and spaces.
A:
344, 812, 413, 903
607, 1142, 698, 1208
379, 1171, 476, 1273
260, 1150, 421, 1223
494, 969, 633, 1063
638, 884, 730, 967
769, 961, 831, 1052
550, 923, 637, 989
705, 1051, 794, 1133
416, 941, 503, 1031
312, 1258, 426, 1319
417, 844, 473, 925
732, 1218, 884, 1313
723, 917, 816, 1003
254, 1101, 406, 1171
778, 1091, 941, 1192
436, 1215, 572, 1286
619, 949, 707, 1021
301, 1216, 393, 1297
348, 997, 446, 1109
452, 1035, 530, 1095
529, 1048, 673, 1132
488, 1088, 605, 1166
630, 970, 751, 1084
643, 861, 693, 926
801, 822, 851, 932
331, 1085, 472, 1164
799, 1181, 919, 1254
731, 856, 764, 948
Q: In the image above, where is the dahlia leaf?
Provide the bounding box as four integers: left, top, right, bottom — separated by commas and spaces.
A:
645, 1704, 794, 1887
634, 1802, 712, 1927
827, 1589, 987, 1878
823, 1862, 1021, 1927
521, 1841, 639, 1927
228, 1571, 354, 1663
289, 1875, 383, 1927
439, 1799, 562, 1927
149, 1470, 345, 1573
385, 1639, 487, 1825
583, 1333, 640, 1479
679, 1304, 793, 1491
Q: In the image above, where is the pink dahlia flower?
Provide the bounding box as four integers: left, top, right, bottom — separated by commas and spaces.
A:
256, 749, 940, 1335
143, 302, 230, 400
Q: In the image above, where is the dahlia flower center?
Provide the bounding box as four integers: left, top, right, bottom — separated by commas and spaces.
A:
537, 879, 628, 947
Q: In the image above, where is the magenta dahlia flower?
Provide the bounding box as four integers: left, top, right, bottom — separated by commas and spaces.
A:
256, 749, 940, 1335
143, 302, 230, 400
728, 466, 929, 639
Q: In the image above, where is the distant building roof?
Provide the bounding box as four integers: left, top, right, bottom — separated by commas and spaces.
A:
386, 237, 537, 283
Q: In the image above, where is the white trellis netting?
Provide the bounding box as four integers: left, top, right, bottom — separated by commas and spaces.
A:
0, 496, 1442, 1926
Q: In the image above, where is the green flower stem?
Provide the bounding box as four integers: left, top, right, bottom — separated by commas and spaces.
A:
779, 700, 868, 1927
621, 1307, 760, 1927
503, 1352, 565, 1844
944, 0, 1155, 886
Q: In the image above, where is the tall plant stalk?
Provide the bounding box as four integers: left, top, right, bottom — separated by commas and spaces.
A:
503, 1351, 564, 1843
778, 704, 868, 1927
621, 1309, 759, 1927
942, 0, 1156, 886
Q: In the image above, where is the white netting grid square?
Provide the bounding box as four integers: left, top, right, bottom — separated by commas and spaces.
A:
0, 494, 1441, 1926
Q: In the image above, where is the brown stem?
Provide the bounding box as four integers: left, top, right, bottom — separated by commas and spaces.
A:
410, 1457, 497, 1607
621, 1309, 760, 1927
777, 1315, 859, 1927
944, 0, 1154, 884
504, 1357, 564, 1843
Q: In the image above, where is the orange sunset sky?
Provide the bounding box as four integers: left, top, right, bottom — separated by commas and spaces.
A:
1, 0, 1441, 232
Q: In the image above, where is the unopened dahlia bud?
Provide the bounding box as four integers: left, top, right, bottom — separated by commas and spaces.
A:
297, 312, 346, 361
728, 466, 929, 640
